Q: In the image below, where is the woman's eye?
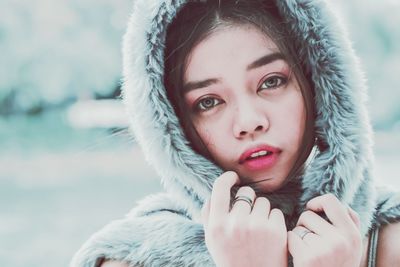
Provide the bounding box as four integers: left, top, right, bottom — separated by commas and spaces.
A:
195, 97, 222, 111
259, 76, 287, 90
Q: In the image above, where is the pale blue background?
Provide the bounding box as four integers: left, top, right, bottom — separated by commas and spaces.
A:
0, 1, 399, 266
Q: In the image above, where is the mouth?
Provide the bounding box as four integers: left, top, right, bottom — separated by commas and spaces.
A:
239, 144, 281, 171
245, 150, 273, 160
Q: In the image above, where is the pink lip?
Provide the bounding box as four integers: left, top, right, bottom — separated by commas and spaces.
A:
239, 144, 281, 171
239, 144, 282, 163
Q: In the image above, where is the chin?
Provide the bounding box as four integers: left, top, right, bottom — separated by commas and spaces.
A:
241, 173, 287, 192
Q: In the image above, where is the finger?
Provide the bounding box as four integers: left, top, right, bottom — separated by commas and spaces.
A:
296, 210, 335, 236
251, 197, 271, 218
287, 230, 307, 259
230, 186, 256, 215
209, 171, 239, 220
268, 208, 287, 231
292, 225, 318, 245
347, 205, 361, 229
306, 193, 353, 229
201, 198, 211, 228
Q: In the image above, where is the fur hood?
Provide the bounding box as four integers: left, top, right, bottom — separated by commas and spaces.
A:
71, 0, 400, 266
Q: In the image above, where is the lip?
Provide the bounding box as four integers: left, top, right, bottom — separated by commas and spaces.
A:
238, 143, 282, 171
239, 144, 282, 163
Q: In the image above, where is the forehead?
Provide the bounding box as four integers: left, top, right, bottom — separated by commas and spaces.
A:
184, 25, 280, 81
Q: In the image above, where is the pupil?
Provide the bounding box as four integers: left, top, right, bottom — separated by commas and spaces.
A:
268, 78, 276, 86
204, 99, 212, 107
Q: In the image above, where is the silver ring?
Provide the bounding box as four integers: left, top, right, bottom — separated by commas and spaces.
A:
299, 228, 313, 240
232, 195, 254, 207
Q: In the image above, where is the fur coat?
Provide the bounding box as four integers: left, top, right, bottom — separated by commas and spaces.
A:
71, 0, 400, 266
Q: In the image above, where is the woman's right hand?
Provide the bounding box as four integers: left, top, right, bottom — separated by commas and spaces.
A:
201, 171, 288, 267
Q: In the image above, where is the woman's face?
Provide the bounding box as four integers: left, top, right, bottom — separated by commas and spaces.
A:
183, 25, 306, 192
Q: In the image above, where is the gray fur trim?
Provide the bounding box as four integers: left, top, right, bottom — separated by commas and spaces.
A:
71, 194, 213, 267
373, 185, 400, 228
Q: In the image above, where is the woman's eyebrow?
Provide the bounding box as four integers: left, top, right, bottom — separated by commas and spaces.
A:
183, 52, 285, 93
247, 52, 286, 71
183, 78, 221, 93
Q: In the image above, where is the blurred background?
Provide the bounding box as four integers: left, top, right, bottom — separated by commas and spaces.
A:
0, 0, 399, 266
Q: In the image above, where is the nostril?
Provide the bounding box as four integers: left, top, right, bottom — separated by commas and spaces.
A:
239, 125, 263, 136
255, 125, 263, 131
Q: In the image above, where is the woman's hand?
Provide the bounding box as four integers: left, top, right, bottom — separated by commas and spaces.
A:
201, 171, 288, 267
288, 193, 362, 267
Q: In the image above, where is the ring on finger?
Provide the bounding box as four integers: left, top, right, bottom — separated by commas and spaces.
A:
232, 195, 254, 207
298, 228, 313, 240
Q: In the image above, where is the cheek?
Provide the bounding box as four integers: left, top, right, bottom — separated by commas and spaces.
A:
277, 93, 306, 147
192, 119, 218, 148
192, 116, 232, 160
290, 97, 306, 146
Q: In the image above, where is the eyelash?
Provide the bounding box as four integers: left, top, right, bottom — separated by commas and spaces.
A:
193, 75, 288, 112
259, 75, 287, 91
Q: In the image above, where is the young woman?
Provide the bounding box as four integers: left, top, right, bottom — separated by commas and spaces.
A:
71, 1, 400, 266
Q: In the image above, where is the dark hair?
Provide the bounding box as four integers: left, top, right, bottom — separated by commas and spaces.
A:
164, 0, 316, 185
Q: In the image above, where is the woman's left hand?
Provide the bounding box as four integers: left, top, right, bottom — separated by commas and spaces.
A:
288, 193, 362, 267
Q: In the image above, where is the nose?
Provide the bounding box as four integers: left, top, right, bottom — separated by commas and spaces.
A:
232, 101, 269, 139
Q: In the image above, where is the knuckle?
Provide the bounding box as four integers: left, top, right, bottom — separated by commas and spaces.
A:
298, 210, 313, 223
254, 197, 270, 210
324, 193, 339, 203
236, 186, 255, 196
270, 208, 284, 217
270, 209, 286, 224
256, 196, 270, 205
